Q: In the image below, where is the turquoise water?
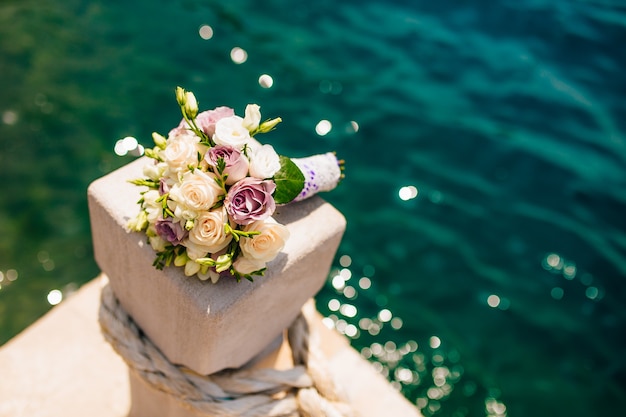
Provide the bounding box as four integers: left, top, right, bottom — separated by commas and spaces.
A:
1, 0, 625, 415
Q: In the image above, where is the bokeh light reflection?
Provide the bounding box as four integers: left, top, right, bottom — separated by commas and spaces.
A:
230, 47, 247, 64
198, 25, 213, 40
342, 285, 357, 299
6, 269, 18, 281
114, 136, 143, 157
315, 120, 332, 136
399, 185, 419, 201
331, 274, 345, 290
550, 287, 564, 300
47, 289, 63, 306
258, 74, 273, 89
339, 255, 352, 267
378, 308, 392, 322
358, 277, 371, 289
429, 336, 441, 349
322, 257, 510, 416
487, 294, 500, 308
2, 110, 18, 125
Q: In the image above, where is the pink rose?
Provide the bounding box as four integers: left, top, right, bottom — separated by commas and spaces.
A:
169, 106, 235, 138
225, 177, 276, 225
196, 107, 235, 137
205, 145, 250, 185
154, 217, 187, 246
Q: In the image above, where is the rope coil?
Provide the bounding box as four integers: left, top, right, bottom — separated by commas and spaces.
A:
98, 284, 355, 417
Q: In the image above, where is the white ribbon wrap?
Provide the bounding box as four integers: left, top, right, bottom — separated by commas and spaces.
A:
291, 152, 341, 202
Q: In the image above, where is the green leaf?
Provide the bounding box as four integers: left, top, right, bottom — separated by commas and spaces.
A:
273, 155, 305, 204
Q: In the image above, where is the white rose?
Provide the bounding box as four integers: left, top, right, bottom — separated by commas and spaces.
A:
232, 255, 266, 275
169, 170, 223, 212
242, 104, 261, 131
239, 219, 289, 263
162, 133, 199, 173
187, 207, 233, 254
213, 116, 251, 148
248, 144, 281, 179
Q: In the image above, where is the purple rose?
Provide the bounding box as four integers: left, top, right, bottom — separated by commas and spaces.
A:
205, 145, 250, 185
168, 106, 235, 138
225, 177, 276, 225
155, 217, 188, 246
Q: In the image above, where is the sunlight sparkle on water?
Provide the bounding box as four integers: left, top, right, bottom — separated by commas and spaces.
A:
315, 120, 332, 136
321, 317, 334, 329
47, 289, 63, 306
399, 185, 419, 201
6, 269, 18, 281
585, 286, 600, 300
378, 308, 392, 322
487, 294, 501, 308
542, 253, 563, 271
2, 110, 18, 125
358, 277, 371, 289
551, 287, 564, 300
114, 136, 143, 157
339, 255, 352, 267
340, 303, 357, 318
429, 336, 441, 349
198, 25, 213, 40
230, 47, 247, 64
331, 275, 345, 290
340, 268, 352, 280
343, 285, 356, 299
258, 74, 274, 88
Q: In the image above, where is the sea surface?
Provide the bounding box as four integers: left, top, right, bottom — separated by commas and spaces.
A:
1, 0, 625, 416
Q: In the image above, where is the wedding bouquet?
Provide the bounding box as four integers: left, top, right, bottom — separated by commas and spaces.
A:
127, 87, 342, 283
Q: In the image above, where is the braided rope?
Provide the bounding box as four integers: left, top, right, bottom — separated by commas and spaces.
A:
98, 284, 355, 417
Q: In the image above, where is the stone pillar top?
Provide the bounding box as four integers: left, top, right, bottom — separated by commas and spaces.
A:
88, 157, 346, 374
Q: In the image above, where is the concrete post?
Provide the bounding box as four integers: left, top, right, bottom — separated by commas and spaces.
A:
88, 156, 345, 375
86, 158, 422, 417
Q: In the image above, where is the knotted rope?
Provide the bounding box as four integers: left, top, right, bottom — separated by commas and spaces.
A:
98, 284, 355, 417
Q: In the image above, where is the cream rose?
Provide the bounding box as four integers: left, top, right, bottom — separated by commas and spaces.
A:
232, 255, 266, 275
169, 170, 223, 212
248, 144, 281, 179
213, 116, 251, 148
187, 207, 233, 254
239, 219, 289, 263
162, 133, 199, 173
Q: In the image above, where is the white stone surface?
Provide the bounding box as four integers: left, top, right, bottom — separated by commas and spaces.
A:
88, 157, 347, 375
0, 276, 422, 417
0, 276, 129, 417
